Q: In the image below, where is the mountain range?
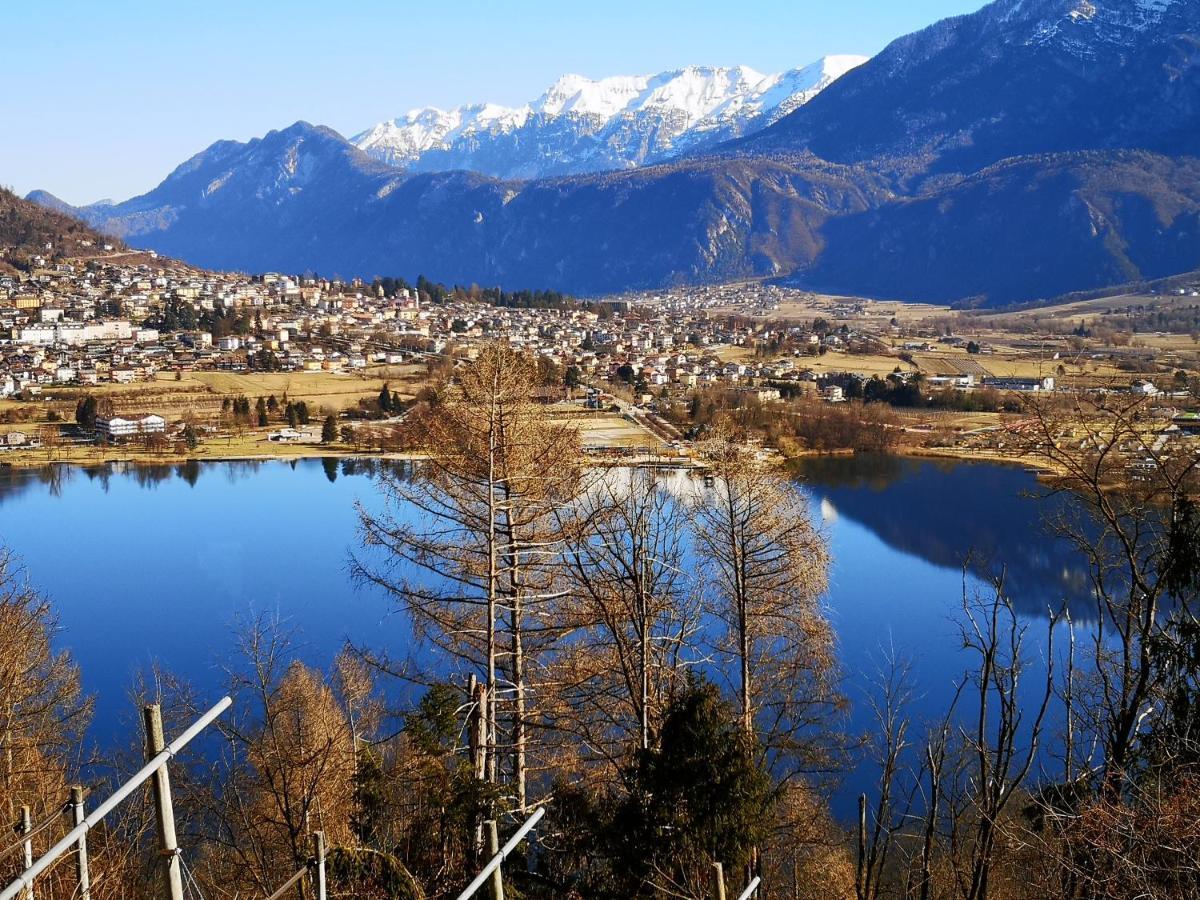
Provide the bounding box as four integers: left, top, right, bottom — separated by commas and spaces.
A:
350, 57, 867, 180
28, 0, 1200, 305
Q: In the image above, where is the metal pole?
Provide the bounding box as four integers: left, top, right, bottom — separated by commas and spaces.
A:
19, 807, 33, 900
712, 862, 726, 900
453, 807, 544, 900
69, 788, 91, 900
144, 705, 185, 900
311, 832, 326, 900
485, 821, 504, 900
0, 696, 232, 900
735, 876, 762, 900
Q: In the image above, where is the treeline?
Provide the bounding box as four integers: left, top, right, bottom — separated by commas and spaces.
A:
854, 374, 1020, 413
660, 388, 902, 454
373, 274, 613, 315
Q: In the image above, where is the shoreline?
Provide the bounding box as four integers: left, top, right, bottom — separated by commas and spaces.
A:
0, 440, 1060, 479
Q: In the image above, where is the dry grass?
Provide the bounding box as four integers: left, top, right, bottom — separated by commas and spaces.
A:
547, 407, 663, 448
0, 365, 432, 430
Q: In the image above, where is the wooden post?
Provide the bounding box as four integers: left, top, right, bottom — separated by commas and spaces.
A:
69, 788, 91, 900
143, 704, 185, 900
712, 862, 727, 900
485, 820, 504, 900
310, 832, 326, 900
19, 806, 33, 900
856, 792, 867, 900
468, 676, 486, 863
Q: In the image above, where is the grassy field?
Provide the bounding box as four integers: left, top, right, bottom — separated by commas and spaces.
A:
548, 407, 663, 448
802, 351, 913, 376
0, 365, 430, 428
719, 292, 954, 325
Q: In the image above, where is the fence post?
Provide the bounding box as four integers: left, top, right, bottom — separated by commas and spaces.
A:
856, 792, 867, 900
18, 807, 33, 900
143, 704, 185, 900
712, 862, 726, 900
310, 832, 326, 900
485, 821, 504, 900
69, 788, 91, 900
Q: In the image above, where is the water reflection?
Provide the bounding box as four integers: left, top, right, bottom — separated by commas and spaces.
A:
0, 454, 1091, 789
792, 454, 1094, 617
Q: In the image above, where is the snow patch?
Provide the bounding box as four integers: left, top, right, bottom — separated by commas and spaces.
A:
350, 56, 868, 176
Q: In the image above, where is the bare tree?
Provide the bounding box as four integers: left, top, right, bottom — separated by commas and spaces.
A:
555, 467, 701, 775
0, 549, 91, 830
353, 343, 579, 812
691, 441, 838, 774
856, 651, 918, 900
175, 617, 357, 900
1017, 393, 1200, 797
953, 575, 1057, 900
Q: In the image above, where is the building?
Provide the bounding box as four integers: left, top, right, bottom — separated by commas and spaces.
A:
982, 376, 1055, 392
95, 413, 166, 441
1173, 413, 1200, 436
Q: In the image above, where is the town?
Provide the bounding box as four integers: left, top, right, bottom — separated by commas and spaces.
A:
1, 248, 1198, 467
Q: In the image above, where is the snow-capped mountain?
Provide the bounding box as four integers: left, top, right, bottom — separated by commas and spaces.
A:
746, 0, 1200, 172
352, 56, 866, 179
28, 0, 1200, 306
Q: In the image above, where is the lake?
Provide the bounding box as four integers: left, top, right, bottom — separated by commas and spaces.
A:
0, 454, 1084, 813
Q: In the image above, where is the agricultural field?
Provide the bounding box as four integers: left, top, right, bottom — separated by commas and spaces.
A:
1, 365, 429, 428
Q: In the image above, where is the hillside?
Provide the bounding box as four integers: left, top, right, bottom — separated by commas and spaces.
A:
740, 0, 1200, 175
42, 123, 893, 291
24, 0, 1200, 304
800, 151, 1200, 304
0, 187, 124, 271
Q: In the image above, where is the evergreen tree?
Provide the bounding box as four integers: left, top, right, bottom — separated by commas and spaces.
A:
609, 676, 773, 896
75, 395, 98, 429
321, 415, 338, 444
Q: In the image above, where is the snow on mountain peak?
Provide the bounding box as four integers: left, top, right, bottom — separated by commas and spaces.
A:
351, 56, 868, 178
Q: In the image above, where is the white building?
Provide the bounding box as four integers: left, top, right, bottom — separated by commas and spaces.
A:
95, 413, 166, 440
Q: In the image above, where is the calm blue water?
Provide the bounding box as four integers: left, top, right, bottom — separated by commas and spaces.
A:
0, 455, 1082, 812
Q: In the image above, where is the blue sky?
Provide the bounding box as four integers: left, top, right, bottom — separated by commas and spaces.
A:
2, 0, 984, 205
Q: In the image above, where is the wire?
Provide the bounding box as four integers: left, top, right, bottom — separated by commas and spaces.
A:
180, 852, 209, 900
0, 805, 67, 865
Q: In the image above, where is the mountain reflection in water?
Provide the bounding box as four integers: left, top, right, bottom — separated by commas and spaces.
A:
793, 454, 1094, 618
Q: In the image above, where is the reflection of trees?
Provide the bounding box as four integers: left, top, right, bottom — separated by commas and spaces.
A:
795, 456, 1095, 617
0, 457, 411, 512
177, 459, 201, 487
0, 463, 77, 506
788, 453, 909, 492
132, 464, 176, 489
